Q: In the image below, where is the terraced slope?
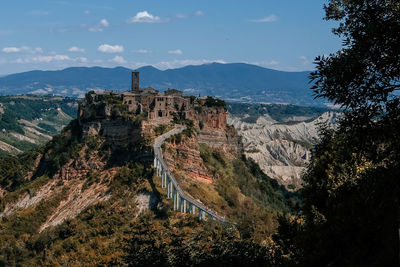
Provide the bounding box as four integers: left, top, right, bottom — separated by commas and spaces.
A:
0, 95, 79, 156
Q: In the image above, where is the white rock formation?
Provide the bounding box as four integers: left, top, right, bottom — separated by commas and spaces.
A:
228, 111, 338, 189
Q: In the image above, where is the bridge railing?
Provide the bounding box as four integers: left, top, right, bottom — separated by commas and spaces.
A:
153, 125, 226, 223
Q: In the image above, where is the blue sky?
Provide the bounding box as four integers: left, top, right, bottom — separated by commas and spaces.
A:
0, 0, 341, 75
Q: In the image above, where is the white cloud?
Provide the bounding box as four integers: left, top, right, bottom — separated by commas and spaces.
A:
88, 19, 110, 32
249, 60, 280, 67
98, 44, 124, 53
175, 13, 188, 19
76, 57, 88, 63
2, 47, 20, 53
250, 14, 278, 23
267, 60, 279, 65
111, 56, 126, 64
136, 49, 149, 54
68, 46, 85, 52
154, 59, 226, 70
100, 19, 109, 27
168, 49, 183, 55
299, 56, 310, 65
84, 10, 90, 15
15, 54, 70, 63
175, 10, 204, 20
127, 11, 162, 23
2, 46, 43, 54
194, 10, 205, 16
89, 27, 103, 32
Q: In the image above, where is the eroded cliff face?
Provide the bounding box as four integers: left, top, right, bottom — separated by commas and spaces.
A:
228, 111, 338, 189
163, 136, 213, 184
163, 106, 243, 184
78, 100, 156, 165
191, 106, 242, 155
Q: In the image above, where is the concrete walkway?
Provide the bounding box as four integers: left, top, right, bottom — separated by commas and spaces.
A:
153, 125, 227, 223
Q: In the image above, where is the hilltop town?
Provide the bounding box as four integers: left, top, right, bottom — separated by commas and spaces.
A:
81, 71, 227, 124
78, 71, 241, 159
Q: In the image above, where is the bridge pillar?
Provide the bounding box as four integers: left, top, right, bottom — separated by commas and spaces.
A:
177, 192, 180, 211
167, 178, 170, 198
198, 209, 202, 220
173, 187, 177, 210
169, 180, 173, 198
183, 199, 187, 213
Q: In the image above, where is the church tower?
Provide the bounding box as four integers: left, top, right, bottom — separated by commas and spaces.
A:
132, 70, 139, 92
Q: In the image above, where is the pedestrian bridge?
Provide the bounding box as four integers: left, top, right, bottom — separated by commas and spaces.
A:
153, 125, 227, 223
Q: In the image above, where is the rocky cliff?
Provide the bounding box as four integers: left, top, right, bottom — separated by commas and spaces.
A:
228, 111, 338, 188
191, 106, 242, 155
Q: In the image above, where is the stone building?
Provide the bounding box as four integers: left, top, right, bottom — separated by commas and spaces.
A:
89, 71, 195, 122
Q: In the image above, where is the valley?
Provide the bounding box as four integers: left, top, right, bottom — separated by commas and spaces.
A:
0, 85, 300, 265
228, 103, 337, 188
0, 95, 78, 156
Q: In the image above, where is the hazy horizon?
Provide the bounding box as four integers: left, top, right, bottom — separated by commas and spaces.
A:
0, 0, 340, 75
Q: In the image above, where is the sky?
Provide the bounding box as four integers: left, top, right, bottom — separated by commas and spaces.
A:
0, 0, 342, 75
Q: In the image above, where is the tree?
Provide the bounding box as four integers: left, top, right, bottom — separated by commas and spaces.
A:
275, 1, 400, 266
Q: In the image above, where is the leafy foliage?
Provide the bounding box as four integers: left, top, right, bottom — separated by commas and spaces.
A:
124, 213, 277, 267
203, 96, 226, 108
35, 119, 82, 177
274, 1, 400, 266
0, 150, 41, 191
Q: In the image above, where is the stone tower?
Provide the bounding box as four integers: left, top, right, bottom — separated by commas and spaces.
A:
132, 70, 139, 92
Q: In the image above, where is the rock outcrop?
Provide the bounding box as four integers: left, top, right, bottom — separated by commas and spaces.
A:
228, 111, 338, 188
193, 106, 242, 155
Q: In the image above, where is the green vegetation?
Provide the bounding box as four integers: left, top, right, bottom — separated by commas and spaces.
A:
154, 124, 172, 136
0, 95, 78, 157
203, 96, 226, 108
228, 102, 329, 123
124, 213, 275, 267
199, 144, 299, 216
0, 150, 41, 191
273, 1, 400, 265
35, 119, 82, 178
37, 122, 58, 134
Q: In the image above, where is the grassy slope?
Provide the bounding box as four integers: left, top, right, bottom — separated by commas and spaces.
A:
0, 123, 299, 265
0, 95, 79, 155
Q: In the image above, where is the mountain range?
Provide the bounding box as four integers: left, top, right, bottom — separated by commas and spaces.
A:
0, 63, 323, 106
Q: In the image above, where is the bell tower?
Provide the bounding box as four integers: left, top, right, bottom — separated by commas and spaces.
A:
132, 70, 139, 92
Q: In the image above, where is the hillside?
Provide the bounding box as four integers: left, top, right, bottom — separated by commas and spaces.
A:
0, 63, 323, 106
0, 95, 79, 157
228, 103, 337, 189
0, 92, 299, 265
0, 95, 334, 190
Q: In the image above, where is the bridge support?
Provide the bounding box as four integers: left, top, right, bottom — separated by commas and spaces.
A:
153, 127, 226, 223
169, 180, 174, 198
173, 188, 177, 210
167, 178, 170, 198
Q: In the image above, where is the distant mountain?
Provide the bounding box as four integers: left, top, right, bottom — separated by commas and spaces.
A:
0, 63, 323, 106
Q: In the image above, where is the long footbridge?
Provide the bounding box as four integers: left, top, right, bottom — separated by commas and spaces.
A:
153, 125, 227, 223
